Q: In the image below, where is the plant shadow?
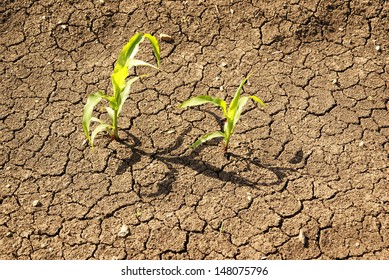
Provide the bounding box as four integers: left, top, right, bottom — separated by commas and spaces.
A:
116, 127, 301, 197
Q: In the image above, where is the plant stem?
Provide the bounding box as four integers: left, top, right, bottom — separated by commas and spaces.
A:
113, 110, 119, 140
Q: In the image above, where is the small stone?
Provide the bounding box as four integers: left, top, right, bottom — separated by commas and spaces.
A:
375, 45, 381, 52
159, 33, 174, 43
6, 232, 13, 238
298, 229, 307, 247
118, 225, 130, 237
32, 200, 42, 207
219, 86, 224, 91
166, 129, 176, 134
359, 141, 364, 147
60, 24, 67, 29
221, 62, 228, 67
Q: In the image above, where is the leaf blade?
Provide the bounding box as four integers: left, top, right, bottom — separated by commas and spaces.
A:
82, 91, 103, 146
179, 96, 227, 117
248, 95, 266, 107
144, 33, 161, 69
90, 123, 112, 146
117, 76, 140, 116
227, 74, 251, 120
128, 59, 159, 70
190, 131, 225, 148
111, 66, 129, 103
114, 32, 144, 71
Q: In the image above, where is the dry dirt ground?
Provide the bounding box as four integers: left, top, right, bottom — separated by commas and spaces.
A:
1, 0, 388, 260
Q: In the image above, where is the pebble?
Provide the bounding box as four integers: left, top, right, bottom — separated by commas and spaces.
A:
375, 45, 381, 52
32, 200, 42, 207
221, 62, 228, 67
298, 229, 307, 246
159, 33, 174, 43
118, 225, 130, 237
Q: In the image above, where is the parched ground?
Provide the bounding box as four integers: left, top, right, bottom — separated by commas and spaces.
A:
1, 0, 388, 260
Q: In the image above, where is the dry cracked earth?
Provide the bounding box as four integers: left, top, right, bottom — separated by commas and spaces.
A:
1, 0, 388, 260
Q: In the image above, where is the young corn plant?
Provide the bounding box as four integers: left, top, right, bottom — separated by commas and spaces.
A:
179, 74, 266, 153
82, 32, 160, 147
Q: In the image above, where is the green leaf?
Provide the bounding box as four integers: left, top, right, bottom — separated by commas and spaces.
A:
111, 66, 129, 102
223, 118, 234, 143
232, 96, 249, 128
82, 91, 103, 145
128, 59, 160, 70
91, 123, 112, 146
227, 74, 251, 120
179, 96, 227, 117
248, 95, 266, 107
144, 33, 161, 69
91, 117, 103, 123
105, 107, 115, 122
232, 95, 266, 130
190, 131, 225, 148
117, 76, 140, 117
115, 32, 144, 71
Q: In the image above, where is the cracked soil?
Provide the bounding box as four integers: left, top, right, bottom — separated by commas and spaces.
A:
1, 0, 388, 260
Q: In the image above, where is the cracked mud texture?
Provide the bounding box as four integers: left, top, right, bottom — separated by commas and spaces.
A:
0, 0, 388, 260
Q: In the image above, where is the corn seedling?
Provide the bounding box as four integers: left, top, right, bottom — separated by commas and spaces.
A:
82, 33, 160, 147
179, 74, 266, 153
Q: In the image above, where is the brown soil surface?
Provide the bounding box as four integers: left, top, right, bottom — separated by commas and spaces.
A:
1, 0, 388, 260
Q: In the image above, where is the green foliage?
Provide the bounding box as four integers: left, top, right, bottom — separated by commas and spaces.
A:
82, 33, 160, 147
179, 74, 266, 153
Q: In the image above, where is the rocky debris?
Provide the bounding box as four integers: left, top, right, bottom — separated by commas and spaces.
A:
159, 34, 174, 43
32, 200, 42, 207
118, 225, 130, 238
298, 229, 308, 247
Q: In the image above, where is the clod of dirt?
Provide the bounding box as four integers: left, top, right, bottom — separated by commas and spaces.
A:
118, 225, 130, 237
32, 200, 42, 207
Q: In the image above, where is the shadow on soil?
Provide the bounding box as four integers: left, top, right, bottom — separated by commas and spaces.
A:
116, 127, 300, 197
